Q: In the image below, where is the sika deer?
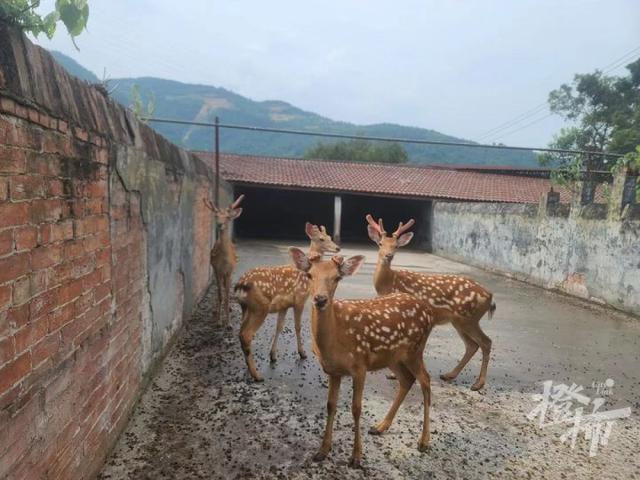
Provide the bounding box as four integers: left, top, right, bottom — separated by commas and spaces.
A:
289, 247, 435, 468
366, 214, 495, 390
203, 194, 244, 325
235, 223, 340, 381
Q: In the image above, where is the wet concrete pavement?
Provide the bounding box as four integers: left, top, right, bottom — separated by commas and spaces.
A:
99, 240, 640, 479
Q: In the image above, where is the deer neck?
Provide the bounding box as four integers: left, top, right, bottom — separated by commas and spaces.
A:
216, 225, 233, 251
310, 304, 339, 358
307, 242, 323, 257
373, 257, 395, 295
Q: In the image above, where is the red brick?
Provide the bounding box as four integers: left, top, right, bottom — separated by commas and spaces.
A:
31, 334, 60, 368
95, 248, 110, 267
45, 178, 64, 197
0, 284, 10, 310
28, 108, 39, 123
14, 227, 37, 251
0, 337, 14, 366
0, 252, 30, 284
0, 202, 29, 228
61, 306, 99, 344
57, 278, 83, 305
0, 351, 31, 393
30, 199, 63, 224
31, 244, 62, 269
14, 317, 48, 354
74, 127, 89, 142
10, 175, 44, 200
27, 153, 61, 177
7, 304, 28, 330
0, 229, 13, 256
12, 270, 48, 305
0, 178, 7, 201
29, 289, 58, 320
93, 282, 111, 303
47, 302, 75, 333
86, 182, 107, 199
63, 240, 84, 260
0, 147, 27, 174
40, 220, 73, 245
58, 120, 68, 133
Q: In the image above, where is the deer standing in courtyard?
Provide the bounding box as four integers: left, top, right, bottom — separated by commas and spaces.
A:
235, 223, 340, 381
203, 194, 245, 325
289, 247, 435, 467
365, 215, 495, 390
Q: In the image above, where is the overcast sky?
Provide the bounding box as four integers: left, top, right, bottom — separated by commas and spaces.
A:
35, 0, 639, 146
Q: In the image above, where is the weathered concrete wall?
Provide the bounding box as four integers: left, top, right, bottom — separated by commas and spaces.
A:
432, 199, 640, 316
0, 22, 230, 479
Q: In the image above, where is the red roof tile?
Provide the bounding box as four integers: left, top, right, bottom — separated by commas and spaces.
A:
195, 152, 572, 204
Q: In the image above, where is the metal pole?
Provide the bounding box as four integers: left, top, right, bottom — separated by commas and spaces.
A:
215, 116, 220, 207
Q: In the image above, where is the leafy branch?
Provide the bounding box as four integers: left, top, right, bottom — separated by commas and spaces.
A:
0, 0, 89, 47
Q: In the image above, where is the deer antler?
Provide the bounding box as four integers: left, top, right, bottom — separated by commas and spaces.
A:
203, 198, 218, 213
231, 194, 245, 209
392, 219, 415, 238
365, 214, 386, 236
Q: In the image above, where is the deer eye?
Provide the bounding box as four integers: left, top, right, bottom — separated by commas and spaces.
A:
306, 272, 312, 279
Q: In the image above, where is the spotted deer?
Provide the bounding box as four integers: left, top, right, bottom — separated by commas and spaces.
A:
235, 223, 340, 381
365, 214, 496, 391
289, 247, 434, 467
203, 194, 244, 325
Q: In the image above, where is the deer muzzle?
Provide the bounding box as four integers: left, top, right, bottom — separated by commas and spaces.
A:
313, 294, 329, 309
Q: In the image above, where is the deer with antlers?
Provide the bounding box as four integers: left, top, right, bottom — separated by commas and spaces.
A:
365, 214, 495, 391
288, 247, 435, 467
203, 194, 245, 325
235, 223, 340, 381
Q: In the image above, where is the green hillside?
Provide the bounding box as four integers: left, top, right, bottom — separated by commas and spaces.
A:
50, 51, 537, 167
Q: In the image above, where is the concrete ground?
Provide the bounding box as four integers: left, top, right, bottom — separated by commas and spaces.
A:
99, 240, 640, 480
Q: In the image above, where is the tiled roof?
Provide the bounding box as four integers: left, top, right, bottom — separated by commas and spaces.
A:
195, 152, 572, 204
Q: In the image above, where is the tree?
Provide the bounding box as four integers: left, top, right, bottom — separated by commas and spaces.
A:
304, 139, 409, 164
540, 59, 640, 186
0, 1, 89, 46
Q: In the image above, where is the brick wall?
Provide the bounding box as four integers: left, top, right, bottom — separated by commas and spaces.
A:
0, 23, 229, 479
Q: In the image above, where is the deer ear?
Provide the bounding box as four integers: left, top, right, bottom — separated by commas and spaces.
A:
229, 208, 243, 220
305, 222, 316, 238
289, 247, 311, 272
397, 232, 413, 247
339, 255, 365, 277
367, 226, 382, 244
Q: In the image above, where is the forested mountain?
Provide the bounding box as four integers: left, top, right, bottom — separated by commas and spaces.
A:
50, 51, 537, 167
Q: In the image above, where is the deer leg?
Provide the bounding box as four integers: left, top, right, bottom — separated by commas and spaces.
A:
223, 274, 232, 325
405, 358, 432, 451
464, 322, 492, 391
349, 371, 366, 468
214, 268, 223, 323
370, 364, 414, 435
269, 310, 287, 363
293, 303, 307, 359
239, 308, 269, 382
314, 375, 342, 462
440, 323, 479, 381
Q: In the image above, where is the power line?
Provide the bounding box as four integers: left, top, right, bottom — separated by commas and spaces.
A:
143, 116, 624, 158
475, 45, 640, 142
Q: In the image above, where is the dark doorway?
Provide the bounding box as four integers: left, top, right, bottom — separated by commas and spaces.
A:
341, 194, 431, 250
234, 185, 334, 240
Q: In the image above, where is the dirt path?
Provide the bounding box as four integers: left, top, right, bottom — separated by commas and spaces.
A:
99, 241, 640, 480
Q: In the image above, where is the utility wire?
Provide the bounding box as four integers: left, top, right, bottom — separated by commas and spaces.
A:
476, 45, 640, 142
143, 117, 624, 158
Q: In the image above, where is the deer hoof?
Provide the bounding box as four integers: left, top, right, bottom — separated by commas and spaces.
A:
470, 381, 485, 391
298, 351, 308, 360
270, 353, 277, 364
348, 458, 363, 469
440, 373, 456, 382
385, 373, 397, 380
250, 373, 264, 382
368, 426, 383, 435
417, 442, 430, 453
312, 452, 327, 462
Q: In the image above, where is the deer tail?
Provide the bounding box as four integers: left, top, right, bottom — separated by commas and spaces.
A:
488, 301, 497, 320
234, 282, 252, 303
